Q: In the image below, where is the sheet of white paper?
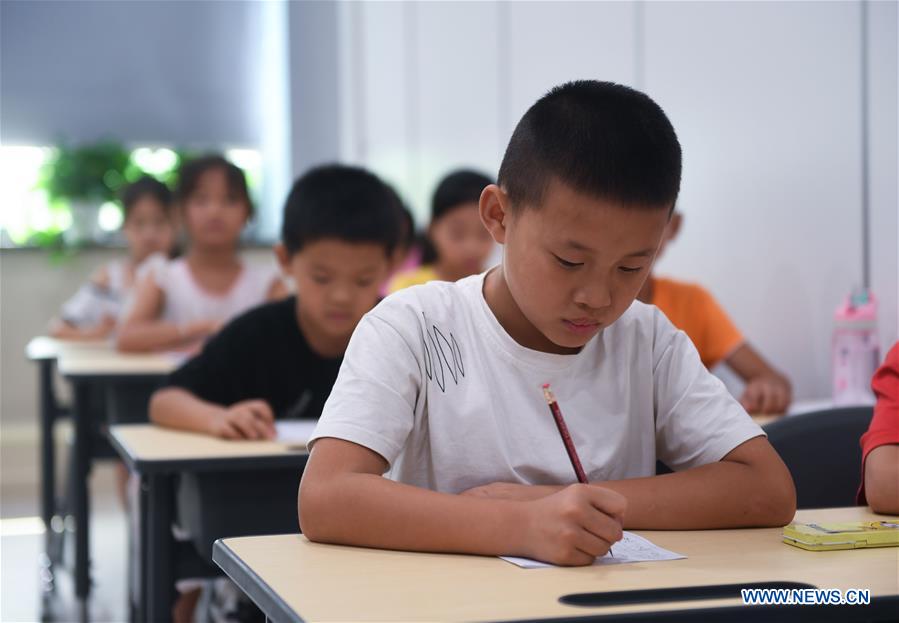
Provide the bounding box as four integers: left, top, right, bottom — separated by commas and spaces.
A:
500, 531, 686, 568
275, 420, 318, 445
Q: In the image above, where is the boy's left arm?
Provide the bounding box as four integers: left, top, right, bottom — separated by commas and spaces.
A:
464, 436, 796, 529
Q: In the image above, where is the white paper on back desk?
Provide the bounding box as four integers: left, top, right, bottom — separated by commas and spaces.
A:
275, 420, 318, 445
501, 531, 686, 568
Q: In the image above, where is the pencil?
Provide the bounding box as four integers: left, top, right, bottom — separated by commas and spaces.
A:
542, 383, 588, 483
542, 383, 614, 557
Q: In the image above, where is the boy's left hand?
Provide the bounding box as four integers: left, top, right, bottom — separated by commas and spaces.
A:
740, 375, 791, 414
461, 482, 559, 501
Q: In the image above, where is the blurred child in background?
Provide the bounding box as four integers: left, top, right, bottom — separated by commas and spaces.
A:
151, 164, 402, 621
638, 210, 792, 414
118, 155, 285, 353
381, 188, 421, 296
388, 169, 494, 292
50, 175, 176, 340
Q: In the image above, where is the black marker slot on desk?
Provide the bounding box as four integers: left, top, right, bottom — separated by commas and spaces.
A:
560, 582, 816, 607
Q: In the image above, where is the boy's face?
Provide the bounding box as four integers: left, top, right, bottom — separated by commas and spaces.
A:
123, 197, 175, 262
483, 179, 670, 353
277, 239, 390, 343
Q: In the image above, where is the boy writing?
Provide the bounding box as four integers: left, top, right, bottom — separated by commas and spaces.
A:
300, 81, 796, 566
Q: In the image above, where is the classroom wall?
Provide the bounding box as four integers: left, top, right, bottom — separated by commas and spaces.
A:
332, 0, 898, 401
868, 0, 899, 360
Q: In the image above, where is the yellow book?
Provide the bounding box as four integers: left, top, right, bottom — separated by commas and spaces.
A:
783, 520, 899, 551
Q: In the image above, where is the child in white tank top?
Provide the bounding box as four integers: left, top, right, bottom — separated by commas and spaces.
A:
50, 177, 176, 340
118, 155, 285, 352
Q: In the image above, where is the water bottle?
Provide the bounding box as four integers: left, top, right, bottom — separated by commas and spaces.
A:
832, 289, 879, 405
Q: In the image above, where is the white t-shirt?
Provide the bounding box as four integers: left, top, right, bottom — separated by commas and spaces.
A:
150, 257, 280, 326
310, 271, 764, 494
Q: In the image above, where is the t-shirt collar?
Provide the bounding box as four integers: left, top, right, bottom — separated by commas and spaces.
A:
467, 269, 593, 373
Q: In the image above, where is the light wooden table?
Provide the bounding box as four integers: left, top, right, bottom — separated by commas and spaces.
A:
214, 507, 899, 623
25, 336, 111, 361
109, 424, 311, 623
51, 343, 182, 618
56, 347, 183, 378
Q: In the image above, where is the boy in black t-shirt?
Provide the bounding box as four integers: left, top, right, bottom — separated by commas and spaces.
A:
150, 164, 401, 439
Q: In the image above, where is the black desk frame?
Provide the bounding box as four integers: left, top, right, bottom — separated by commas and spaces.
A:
108, 431, 308, 623
62, 371, 165, 622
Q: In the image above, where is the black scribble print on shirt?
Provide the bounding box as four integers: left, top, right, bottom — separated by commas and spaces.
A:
419, 314, 464, 392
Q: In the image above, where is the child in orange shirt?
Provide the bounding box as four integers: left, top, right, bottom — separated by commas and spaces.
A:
637, 211, 792, 414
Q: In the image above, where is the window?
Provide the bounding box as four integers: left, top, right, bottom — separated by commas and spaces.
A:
0, 145, 263, 248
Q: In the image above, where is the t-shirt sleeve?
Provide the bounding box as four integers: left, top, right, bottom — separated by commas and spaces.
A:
309, 311, 422, 468
60, 283, 106, 327
164, 320, 249, 406
857, 343, 899, 504
257, 262, 284, 295
652, 309, 764, 471
694, 285, 744, 368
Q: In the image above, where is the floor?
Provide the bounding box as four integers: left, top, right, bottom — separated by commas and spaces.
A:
1, 463, 129, 622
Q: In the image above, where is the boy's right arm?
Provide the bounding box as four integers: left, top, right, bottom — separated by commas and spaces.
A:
299, 437, 626, 566
726, 343, 792, 414
150, 387, 275, 439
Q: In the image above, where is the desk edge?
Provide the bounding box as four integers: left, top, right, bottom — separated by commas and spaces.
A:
106, 429, 141, 472
213, 538, 304, 623
107, 436, 309, 474
59, 370, 168, 381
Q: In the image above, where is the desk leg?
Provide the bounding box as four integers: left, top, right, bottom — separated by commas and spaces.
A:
133, 471, 150, 623
37, 359, 60, 586
72, 379, 93, 620
146, 473, 175, 623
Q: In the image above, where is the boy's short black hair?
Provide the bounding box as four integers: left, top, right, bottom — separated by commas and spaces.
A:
431, 169, 494, 221
497, 80, 682, 212
281, 164, 400, 257
175, 154, 253, 216
120, 176, 172, 219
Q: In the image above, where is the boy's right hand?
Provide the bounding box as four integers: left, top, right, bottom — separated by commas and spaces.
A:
209, 400, 276, 440
519, 484, 626, 566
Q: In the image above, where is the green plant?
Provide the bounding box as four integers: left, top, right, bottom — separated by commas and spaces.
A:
38, 140, 142, 205
11, 141, 257, 252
